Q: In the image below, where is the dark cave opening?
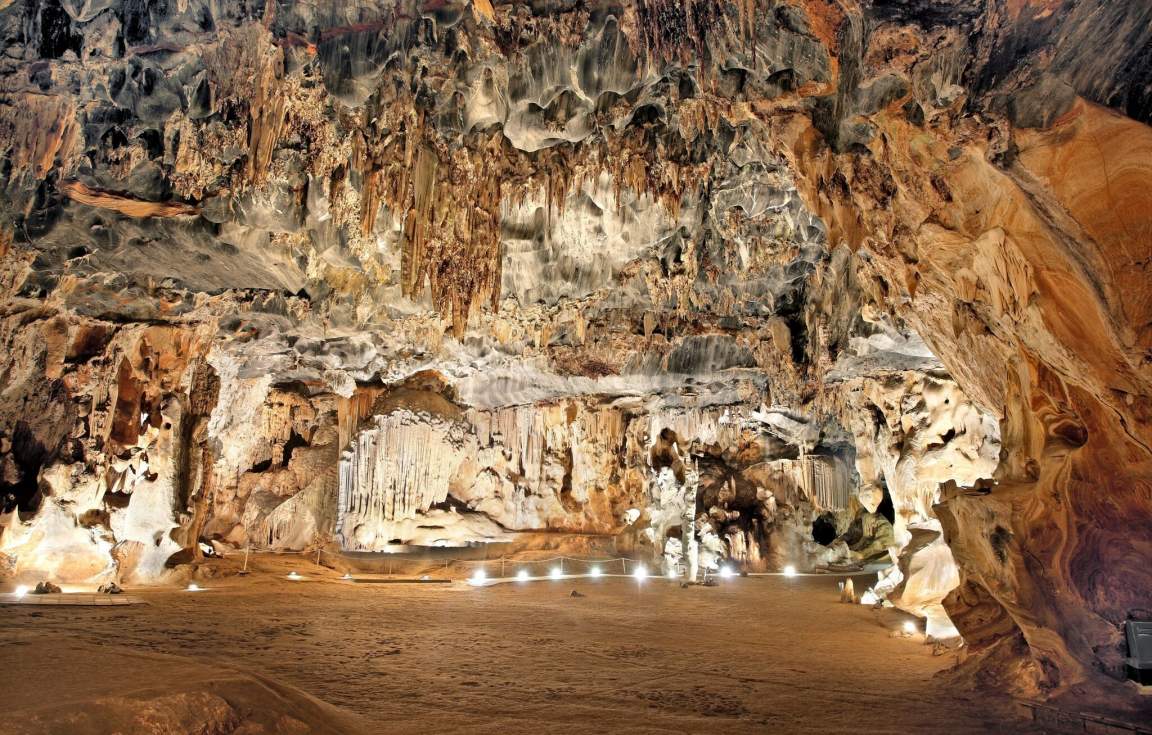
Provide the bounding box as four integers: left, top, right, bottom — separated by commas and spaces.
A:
37, 0, 83, 59
282, 430, 309, 467
1, 421, 48, 515
877, 484, 895, 525
812, 512, 838, 546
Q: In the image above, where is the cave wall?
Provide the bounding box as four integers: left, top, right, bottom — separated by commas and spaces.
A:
332, 380, 844, 562
828, 367, 1001, 640
0, 313, 218, 581
773, 2, 1152, 690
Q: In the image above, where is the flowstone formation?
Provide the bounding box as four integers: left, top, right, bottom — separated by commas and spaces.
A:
1, 0, 1150, 701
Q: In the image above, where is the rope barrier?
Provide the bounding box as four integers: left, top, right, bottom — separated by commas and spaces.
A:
233, 546, 884, 578
240, 548, 638, 564
235, 546, 643, 575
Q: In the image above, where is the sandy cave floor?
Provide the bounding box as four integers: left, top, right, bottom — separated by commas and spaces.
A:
0, 565, 1050, 734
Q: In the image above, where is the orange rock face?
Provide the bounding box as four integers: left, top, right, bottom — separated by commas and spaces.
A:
783, 66, 1152, 691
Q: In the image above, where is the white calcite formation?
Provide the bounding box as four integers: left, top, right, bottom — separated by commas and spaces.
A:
338, 410, 473, 551
827, 355, 1002, 639
0, 324, 217, 583
329, 389, 869, 570
748, 455, 853, 513
0, 463, 115, 582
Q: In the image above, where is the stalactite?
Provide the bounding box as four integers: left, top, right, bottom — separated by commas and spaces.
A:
632, 0, 728, 65
337, 385, 389, 452
0, 94, 79, 181
754, 456, 851, 511
344, 43, 717, 335
337, 409, 471, 551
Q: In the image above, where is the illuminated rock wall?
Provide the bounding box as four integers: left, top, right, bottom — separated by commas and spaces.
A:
337, 409, 474, 550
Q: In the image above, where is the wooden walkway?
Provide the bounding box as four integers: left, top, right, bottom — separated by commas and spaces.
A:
0, 593, 145, 606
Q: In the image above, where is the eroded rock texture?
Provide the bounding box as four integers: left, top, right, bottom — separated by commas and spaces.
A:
1, 0, 1149, 697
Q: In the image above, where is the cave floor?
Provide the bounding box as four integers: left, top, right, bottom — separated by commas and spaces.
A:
0, 568, 1045, 734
